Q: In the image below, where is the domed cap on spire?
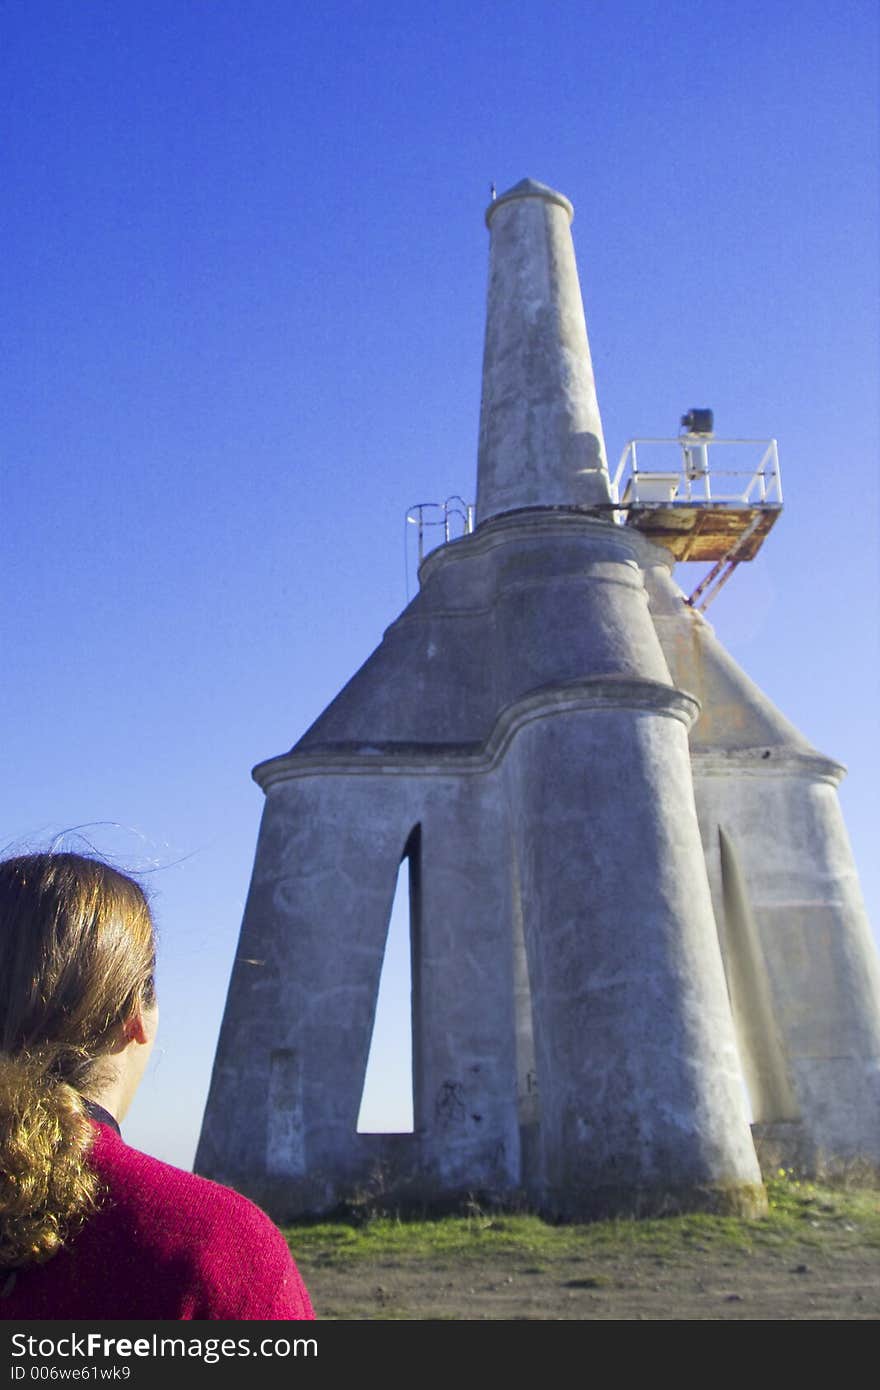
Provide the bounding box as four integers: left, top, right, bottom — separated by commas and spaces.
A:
486, 178, 574, 227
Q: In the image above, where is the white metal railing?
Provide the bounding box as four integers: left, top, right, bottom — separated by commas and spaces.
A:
406, 496, 475, 565
611, 437, 782, 509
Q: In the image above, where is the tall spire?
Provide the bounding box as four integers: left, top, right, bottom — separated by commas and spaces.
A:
476, 178, 611, 524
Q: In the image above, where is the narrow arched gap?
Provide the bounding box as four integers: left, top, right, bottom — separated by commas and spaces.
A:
356, 827, 420, 1134
717, 824, 798, 1125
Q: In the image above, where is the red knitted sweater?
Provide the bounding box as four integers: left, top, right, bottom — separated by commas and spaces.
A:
0, 1122, 314, 1321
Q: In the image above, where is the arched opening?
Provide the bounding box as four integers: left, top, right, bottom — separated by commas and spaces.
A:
717, 825, 798, 1126
356, 828, 420, 1133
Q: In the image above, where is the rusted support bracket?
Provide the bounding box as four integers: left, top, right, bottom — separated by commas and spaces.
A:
686, 514, 763, 612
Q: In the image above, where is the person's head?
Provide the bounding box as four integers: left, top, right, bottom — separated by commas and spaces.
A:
0, 851, 158, 1269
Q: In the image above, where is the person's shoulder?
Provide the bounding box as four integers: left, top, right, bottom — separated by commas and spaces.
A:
92, 1123, 276, 1236
89, 1123, 314, 1319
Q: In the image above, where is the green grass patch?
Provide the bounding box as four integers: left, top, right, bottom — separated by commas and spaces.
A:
284, 1179, 880, 1269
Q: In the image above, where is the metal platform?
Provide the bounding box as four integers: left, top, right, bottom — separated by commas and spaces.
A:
612, 436, 783, 608
407, 438, 783, 609
621, 498, 782, 562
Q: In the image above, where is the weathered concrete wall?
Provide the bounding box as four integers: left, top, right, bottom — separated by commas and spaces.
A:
415, 773, 519, 1194
196, 773, 420, 1213
645, 560, 880, 1175
698, 764, 880, 1174
511, 837, 540, 1186
196, 764, 521, 1215
505, 694, 762, 1216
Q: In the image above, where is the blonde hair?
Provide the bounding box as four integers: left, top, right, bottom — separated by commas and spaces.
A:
0, 853, 156, 1268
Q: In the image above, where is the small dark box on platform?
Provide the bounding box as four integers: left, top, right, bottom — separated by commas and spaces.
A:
681, 408, 714, 434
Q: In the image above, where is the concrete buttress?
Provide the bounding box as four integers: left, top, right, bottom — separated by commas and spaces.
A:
646, 560, 880, 1175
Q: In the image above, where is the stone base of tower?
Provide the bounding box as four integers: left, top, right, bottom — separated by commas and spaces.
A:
202, 1134, 525, 1225
204, 1160, 768, 1226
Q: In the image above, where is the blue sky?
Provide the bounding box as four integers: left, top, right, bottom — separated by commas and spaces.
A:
2, 1, 877, 1169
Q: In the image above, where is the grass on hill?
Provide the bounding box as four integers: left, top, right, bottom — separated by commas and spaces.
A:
285, 1172, 880, 1267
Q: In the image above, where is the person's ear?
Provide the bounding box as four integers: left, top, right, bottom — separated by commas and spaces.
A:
121, 1011, 149, 1046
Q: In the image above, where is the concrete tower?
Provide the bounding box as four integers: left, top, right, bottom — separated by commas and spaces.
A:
196, 179, 880, 1217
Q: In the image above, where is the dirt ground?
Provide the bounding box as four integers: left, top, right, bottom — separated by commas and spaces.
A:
296, 1217, 880, 1320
